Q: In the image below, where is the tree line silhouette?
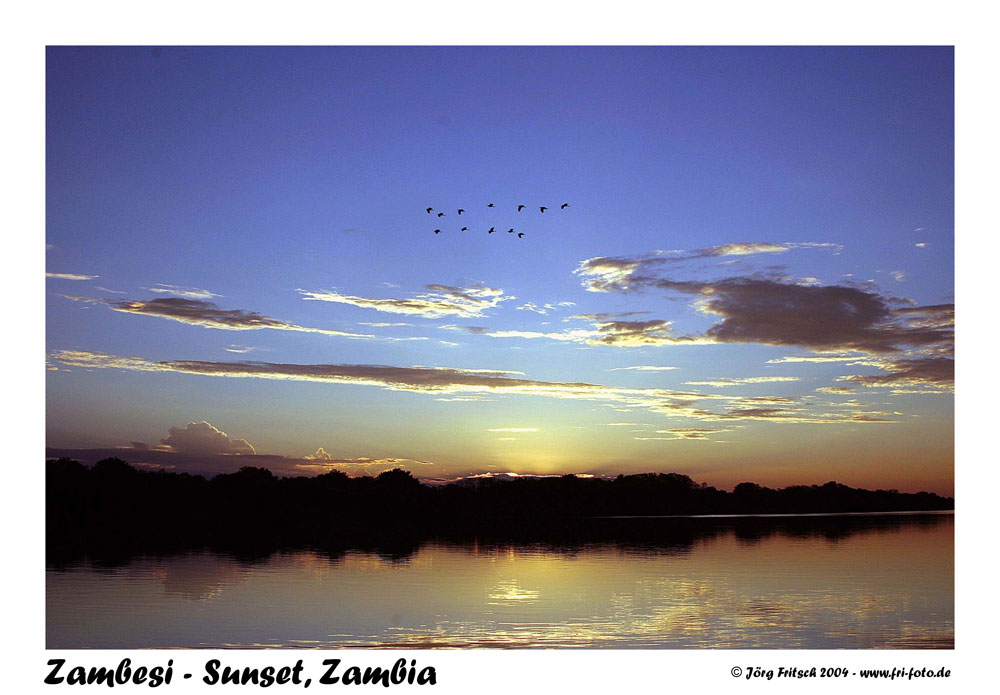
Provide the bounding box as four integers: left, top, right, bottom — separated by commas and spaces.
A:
47, 457, 952, 566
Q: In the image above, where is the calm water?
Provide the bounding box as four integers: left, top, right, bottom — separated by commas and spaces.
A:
46, 513, 953, 649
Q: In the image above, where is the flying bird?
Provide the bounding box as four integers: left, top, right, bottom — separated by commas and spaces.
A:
487, 203, 494, 208
517, 232, 525, 238
540, 206, 548, 213
461, 226, 469, 231
434, 229, 441, 234
437, 212, 445, 217
457, 209, 465, 215
560, 203, 569, 209
517, 205, 525, 211
426, 208, 433, 214
507, 228, 515, 233
488, 227, 496, 234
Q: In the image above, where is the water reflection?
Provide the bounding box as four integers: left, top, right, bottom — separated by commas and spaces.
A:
46, 512, 953, 649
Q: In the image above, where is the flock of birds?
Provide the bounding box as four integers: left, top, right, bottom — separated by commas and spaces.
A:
426, 202, 569, 238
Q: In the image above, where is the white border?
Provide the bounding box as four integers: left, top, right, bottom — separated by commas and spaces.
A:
9, 2, 992, 691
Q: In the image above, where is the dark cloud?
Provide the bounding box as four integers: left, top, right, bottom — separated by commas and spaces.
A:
657, 278, 952, 354
838, 357, 955, 389
576, 252, 953, 355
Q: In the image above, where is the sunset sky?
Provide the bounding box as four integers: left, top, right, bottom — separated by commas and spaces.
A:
45, 46, 954, 493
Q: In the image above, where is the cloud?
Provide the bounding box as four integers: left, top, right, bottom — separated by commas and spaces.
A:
574, 242, 842, 293
709, 407, 896, 423
767, 355, 864, 364
575, 254, 953, 354
304, 447, 334, 460
440, 324, 490, 334
359, 322, 413, 327
47, 272, 98, 280
295, 452, 433, 476
64, 296, 374, 339
298, 284, 513, 318
486, 427, 539, 433
516, 301, 576, 315
685, 376, 800, 387
47, 349, 733, 417
815, 386, 856, 394
837, 356, 954, 390
652, 428, 730, 440
488, 318, 696, 347
608, 366, 680, 372
49, 349, 904, 427
915, 242, 929, 248
295, 447, 433, 475
161, 421, 255, 455
144, 284, 221, 300
890, 271, 906, 282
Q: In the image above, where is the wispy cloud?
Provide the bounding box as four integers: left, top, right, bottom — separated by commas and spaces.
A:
516, 301, 576, 315
63, 296, 374, 339
767, 355, 864, 364
144, 284, 221, 300
486, 427, 539, 433
298, 284, 513, 319
685, 376, 800, 387
488, 318, 697, 348
297, 448, 432, 475
608, 366, 680, 372
647, 427, 731, 441
47, 272, 98, 280
48, 349, 903, 426
574, 242, 842, 293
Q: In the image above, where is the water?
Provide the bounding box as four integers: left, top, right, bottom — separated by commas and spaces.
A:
46, 512, 953, 649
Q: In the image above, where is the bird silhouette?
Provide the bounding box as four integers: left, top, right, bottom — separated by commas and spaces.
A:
461, 226, 469, 231
437, 212, 445, 217
488, 227, 496, 234
487, 203, 494, 208
517, 232, 525, 238
426, 207, 433, 214
457, 209, 465, 215
507, 228, 515, 233
517, 205, 525, 212
434, 229, 441, 234
540, 206, 548, 213
560, 203, 569, 209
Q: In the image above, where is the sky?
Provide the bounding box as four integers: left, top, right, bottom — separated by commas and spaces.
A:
45, 46, 954, 493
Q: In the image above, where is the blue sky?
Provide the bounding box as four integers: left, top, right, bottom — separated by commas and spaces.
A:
46, 46, 954, 492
